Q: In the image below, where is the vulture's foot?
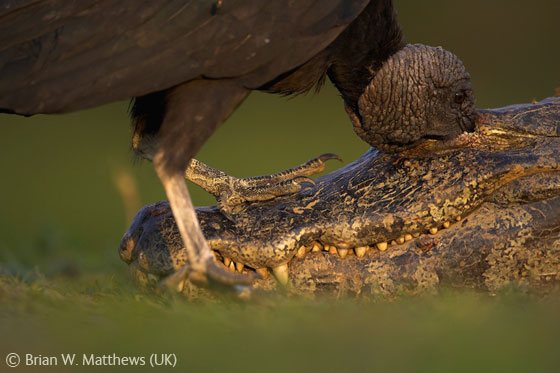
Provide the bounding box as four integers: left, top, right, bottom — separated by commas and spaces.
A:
153, 153, 259, 289
185, 153, 341, 221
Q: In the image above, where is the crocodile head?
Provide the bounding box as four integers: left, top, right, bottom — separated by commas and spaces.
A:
120, 97, 560, 297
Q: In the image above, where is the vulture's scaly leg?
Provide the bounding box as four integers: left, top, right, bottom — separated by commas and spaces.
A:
185, 153, 342, 219
153, 79, 255, 288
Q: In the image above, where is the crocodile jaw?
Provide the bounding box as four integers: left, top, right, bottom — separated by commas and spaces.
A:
120, 97, 560, 294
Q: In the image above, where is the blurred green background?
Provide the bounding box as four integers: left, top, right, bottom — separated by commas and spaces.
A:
0, 1, 559, 371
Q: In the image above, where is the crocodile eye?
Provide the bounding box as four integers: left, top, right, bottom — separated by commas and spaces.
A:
455, 91, 466, 104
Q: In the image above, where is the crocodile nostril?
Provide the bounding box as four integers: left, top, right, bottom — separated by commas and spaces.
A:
118, 234, 136, 263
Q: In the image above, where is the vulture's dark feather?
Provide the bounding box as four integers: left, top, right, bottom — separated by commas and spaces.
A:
0, 0, 371, 114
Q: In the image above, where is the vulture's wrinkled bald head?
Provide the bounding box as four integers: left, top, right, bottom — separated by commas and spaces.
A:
348, 44, 476, 151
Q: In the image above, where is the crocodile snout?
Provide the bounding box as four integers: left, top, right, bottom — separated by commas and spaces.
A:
118, 202, 157, 263
119, 233, 136, 263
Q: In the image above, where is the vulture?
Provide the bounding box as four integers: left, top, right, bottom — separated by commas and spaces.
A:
0, 0, 476, 286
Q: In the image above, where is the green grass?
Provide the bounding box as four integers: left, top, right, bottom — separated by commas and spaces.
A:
1, 274, 559, 373
0, 1, 559, 371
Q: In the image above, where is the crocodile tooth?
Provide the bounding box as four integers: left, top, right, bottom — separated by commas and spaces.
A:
228, 261, 235, 271
296, 245, 307, 258
224, 257, 232, 267
256, 268, 269, 277
397, 237, 405, 244
272, 264, 289, 285
177, 280, 185, 292
404, 234, 413, 241
456, 216, 462, 221
376, 242, 388, 251
390, 240, 396, 246
429, 227, 438, 235
235, 262, 244, 272
354, 246, 368, 257
338, 248, 349, 259
328, 245, 338, 255
443, 221, 450, 229
413, 232, 420, 238
311, 242, 322, 252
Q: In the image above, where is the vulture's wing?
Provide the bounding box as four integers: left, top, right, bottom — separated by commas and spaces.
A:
0, 0, 369, 114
